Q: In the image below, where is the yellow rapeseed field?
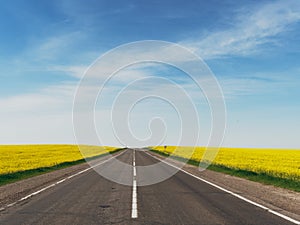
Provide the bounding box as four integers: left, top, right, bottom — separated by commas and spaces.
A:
152, 146, 300, 181
0, 145, 117, 175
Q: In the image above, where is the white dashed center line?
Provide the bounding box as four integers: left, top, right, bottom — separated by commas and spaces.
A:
131, 149, 138, 219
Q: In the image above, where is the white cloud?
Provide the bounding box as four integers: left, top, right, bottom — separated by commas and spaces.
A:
50, 65, 88, 78
7, 30, 93, 77
32, 31, 85, 61
182, 0, 300, 59
0, 82, 76, 115
1, 64, 299, 146
0, 82, 77, 144
0, 113, 76, 144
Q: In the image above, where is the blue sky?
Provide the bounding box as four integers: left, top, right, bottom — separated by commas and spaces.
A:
0, 0, 300, 148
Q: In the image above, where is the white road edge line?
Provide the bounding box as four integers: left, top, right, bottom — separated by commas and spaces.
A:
0, 150, 127, 212
145, 151, 300, 225
131, 149, 138, 219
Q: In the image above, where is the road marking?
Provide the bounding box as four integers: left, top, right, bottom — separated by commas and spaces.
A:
145, 151, 300, 225
56, 178, 66, 184
0, 150, 127, 212
131, 149, 138, 219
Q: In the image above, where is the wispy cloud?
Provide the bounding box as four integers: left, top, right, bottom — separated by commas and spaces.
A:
8, 30, 91, 76
182, 0, 300, 59
50, 65, 88, 78
217, 69, 300, 99
0, 82, 76, 115
33, 31, 84, 61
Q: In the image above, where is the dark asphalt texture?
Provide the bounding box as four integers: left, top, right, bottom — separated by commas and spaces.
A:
0, 149, 295, 225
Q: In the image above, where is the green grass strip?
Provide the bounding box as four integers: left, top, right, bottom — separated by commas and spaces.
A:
150, 149, 300, 192
0, 148, 124, 186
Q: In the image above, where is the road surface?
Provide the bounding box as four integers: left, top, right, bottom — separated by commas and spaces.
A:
0, 149, 297, 225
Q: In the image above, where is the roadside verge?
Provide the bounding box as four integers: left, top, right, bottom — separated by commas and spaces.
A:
150, 149, 300, 192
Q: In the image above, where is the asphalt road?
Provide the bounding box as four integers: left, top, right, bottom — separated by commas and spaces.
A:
0, 149, 296, 225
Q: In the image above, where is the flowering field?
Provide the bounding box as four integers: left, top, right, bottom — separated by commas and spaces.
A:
152, 146, 300, 181
0, 145, 117, 175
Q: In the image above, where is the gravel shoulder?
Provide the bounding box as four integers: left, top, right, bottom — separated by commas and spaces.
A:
148, 151, 300, 222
